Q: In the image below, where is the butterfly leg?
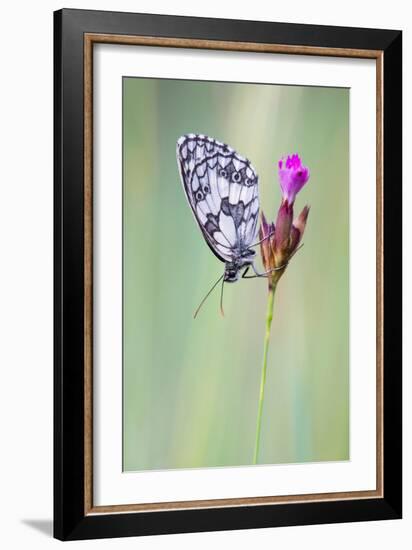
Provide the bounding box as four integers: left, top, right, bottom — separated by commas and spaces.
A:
242, 244, 305, 279
242, 264, 284, 279
242, 265, 266, 279
242, 268, 260, 279
253, 264, 286, 278
241, 267, 251, 278
249, 231, 274, 248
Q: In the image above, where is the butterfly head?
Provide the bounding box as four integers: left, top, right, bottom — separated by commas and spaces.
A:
224, 266, 240, 283
224, 250, 256, 283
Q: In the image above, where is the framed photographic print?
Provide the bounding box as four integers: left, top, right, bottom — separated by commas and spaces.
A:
54, 8, 402, 540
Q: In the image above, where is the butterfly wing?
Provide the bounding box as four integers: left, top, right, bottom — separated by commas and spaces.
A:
177, 134, 259, 263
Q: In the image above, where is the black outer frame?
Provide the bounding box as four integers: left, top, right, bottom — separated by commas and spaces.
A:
54, 8, 402, 541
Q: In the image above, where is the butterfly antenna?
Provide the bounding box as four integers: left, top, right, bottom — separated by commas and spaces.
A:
220, 277, 225, 317
193, 274, 225, 319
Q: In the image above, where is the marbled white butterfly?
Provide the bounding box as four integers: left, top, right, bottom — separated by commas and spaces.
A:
177, 134, 268, 316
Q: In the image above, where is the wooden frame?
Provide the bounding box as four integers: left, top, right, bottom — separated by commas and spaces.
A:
54, 8, 402, 540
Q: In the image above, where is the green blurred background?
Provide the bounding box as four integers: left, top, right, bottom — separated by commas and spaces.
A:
123, 77, 349, 471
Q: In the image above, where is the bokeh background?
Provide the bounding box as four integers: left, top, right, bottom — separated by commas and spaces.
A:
123, 77, 349, 471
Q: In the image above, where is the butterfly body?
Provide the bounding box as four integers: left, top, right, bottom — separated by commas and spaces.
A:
177, 134, 260, 284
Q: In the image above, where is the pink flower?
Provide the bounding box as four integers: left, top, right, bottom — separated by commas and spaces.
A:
259, 154, 310, 289
278, 154, 310, 205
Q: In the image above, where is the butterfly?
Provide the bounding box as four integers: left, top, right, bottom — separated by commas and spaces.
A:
177, 134, 270, 316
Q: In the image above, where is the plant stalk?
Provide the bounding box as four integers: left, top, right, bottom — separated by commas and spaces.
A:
253, 283, 277, 464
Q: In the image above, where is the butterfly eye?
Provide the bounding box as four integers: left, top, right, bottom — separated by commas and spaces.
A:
203, 185, 209, 193
196, 191, 204, 201
219, 169, 228, 178
232, 172, 241, 183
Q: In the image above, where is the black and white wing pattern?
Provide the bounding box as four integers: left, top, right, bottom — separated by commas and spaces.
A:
176, 134, 259, 263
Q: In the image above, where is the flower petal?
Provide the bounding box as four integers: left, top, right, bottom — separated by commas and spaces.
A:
289, 225, 301, 253
274, 200, 293, 252
289, 206, 310, 253
293, 205, 310, 236
260, 211, 270, 238
278, 154, 310, 204
259, 211, 272, 271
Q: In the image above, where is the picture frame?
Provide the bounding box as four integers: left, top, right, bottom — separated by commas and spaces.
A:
54, 8, 402, 541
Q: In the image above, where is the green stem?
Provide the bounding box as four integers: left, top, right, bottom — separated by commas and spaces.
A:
253, 283, 277, 465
